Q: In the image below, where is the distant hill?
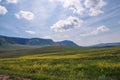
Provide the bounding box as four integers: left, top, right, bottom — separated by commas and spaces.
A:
92, 42, 120, 47
0, 35, 79, 49
56, 40, 78, 46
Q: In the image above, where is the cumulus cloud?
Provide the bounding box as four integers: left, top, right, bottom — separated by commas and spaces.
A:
50, 0, 106, 16
51, 16, 83, 32
0, 5, 8, 15
7, 0, 18, 4
84, 0, 106, 16
80, 25, 109, 36
91, 25, 109, 34
89, 8, 104, 16
50, 0, 84, 15
25, 30, 36, 35
15, 10, 35, 21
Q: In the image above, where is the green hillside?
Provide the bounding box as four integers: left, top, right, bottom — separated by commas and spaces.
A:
0, 46, 120, 80
0, 35, 78, 48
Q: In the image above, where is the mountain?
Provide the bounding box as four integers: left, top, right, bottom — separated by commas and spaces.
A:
56, 40, 78, 46
92, 42, 120, 47
0, 35, 79, 48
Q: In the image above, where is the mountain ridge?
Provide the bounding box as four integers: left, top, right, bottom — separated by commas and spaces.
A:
0, 35, 120, 49
0, 35, 79, 47
91, 42, 120, 47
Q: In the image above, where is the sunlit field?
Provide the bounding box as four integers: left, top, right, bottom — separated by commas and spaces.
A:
0, 46, 120, 80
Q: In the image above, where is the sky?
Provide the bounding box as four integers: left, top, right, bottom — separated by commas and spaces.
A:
0, 0, 120, 46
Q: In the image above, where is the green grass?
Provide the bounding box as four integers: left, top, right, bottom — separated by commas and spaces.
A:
0, 46, 120, 80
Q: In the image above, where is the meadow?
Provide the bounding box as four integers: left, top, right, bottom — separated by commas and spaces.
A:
0, 46, 120, 80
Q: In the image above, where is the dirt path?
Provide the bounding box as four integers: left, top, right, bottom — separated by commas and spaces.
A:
0, 75, 32, 80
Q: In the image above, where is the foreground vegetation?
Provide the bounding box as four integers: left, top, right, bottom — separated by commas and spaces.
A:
0, 46, 120, 80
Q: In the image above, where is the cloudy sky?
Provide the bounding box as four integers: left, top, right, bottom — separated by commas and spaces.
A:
0, 0, 120, 46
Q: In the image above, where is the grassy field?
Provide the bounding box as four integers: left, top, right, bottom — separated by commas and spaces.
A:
0, 46, 120, 80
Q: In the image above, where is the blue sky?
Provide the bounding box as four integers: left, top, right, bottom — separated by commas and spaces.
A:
0, 0, 120, 46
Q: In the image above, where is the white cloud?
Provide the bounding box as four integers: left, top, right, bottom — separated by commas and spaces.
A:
51, 16, 83, 32
91, 25, 109, 34
89, 8, 104, 16
50, 0, 106, 16
0, 0, 2, 2
15, 10, 35, 21
84, 0, 106, 16
7, 0, 18, 4
50, 0, 84, 15
25, 30, 36, 35
0, 5, 8, 15
80, 25, 109, 36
